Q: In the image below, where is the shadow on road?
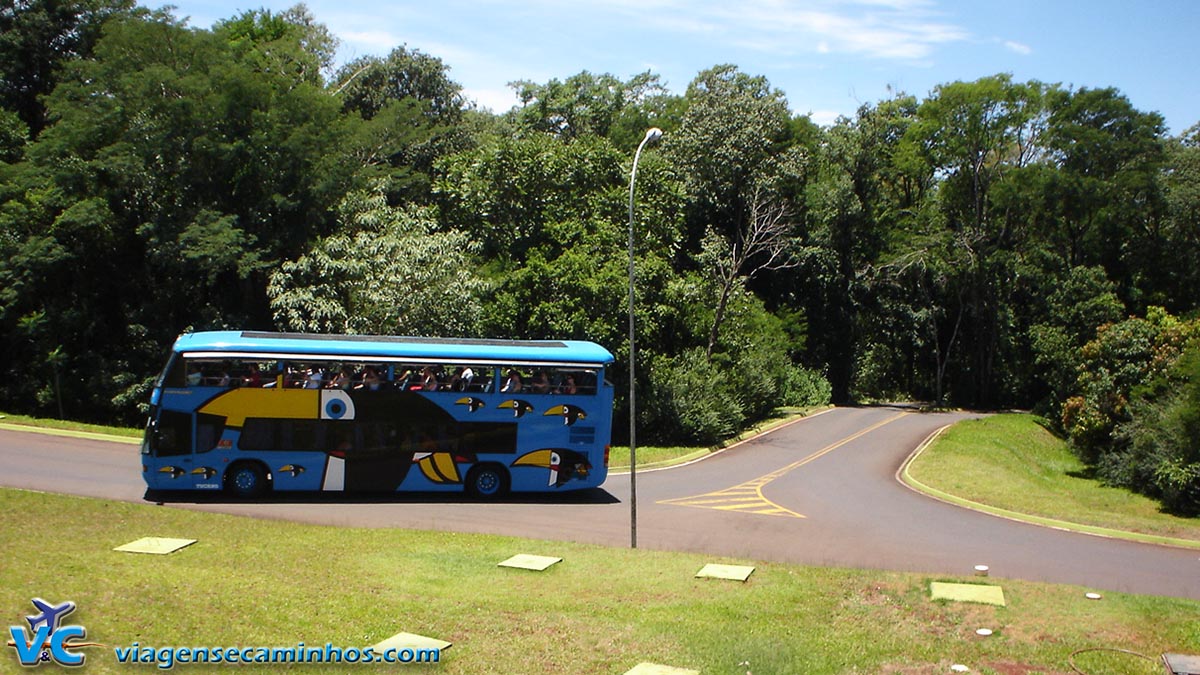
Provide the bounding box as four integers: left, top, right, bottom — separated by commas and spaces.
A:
144, 487, 620, 506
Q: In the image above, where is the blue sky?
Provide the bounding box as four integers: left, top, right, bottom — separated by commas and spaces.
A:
146, 0, 1199, 135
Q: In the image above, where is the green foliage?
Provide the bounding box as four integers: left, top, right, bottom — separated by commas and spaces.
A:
643, 348, 744, 445
1029, 265, 1125, 416
510, 70, 672, 144
1113, 346, 1200, 513
1060, 308, 1200, 513
0, 0, 141, 137
0, 109, 27, 163
268, 183, 488, 336
778, 364, 832, 408
215, 5, 339, 85
0, 0, 1194, 454
332, 45, 469, 202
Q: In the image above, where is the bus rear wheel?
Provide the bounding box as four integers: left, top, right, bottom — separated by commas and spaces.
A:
226, 461, 269, 499
466, 464, 509, 500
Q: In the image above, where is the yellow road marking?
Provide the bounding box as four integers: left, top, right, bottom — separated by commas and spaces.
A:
658, 411, 910, 519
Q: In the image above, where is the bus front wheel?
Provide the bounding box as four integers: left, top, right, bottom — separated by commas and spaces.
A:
466, 464, 509, 500
226, 462, 269, 499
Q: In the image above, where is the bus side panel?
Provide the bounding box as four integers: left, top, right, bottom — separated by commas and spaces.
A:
145, 377, 614, 494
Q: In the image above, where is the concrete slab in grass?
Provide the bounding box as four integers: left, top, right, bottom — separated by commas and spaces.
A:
497, 554, 562, 571
695, 563, 755, 582
623, 663, 701, 675
372, 631, 451, 654
930, 581, 1007, 606
113, 537, 196, 555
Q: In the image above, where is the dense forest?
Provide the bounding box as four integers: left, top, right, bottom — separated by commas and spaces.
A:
3, 2, 1199, 509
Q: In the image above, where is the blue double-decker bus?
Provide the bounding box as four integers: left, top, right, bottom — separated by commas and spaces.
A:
141, 331, 614, 498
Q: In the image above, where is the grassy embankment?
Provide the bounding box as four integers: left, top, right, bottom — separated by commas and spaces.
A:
0, 411, 141, 440
2, 487, 1196, 675
904, 413, 1200, 547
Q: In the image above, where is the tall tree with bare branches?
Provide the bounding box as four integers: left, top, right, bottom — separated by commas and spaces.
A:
701, 187, 800, 357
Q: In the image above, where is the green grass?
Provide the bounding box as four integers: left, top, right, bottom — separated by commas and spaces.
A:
2, 488, 1195, 674
0, 410, 141, 439
907, 413, 1200, 544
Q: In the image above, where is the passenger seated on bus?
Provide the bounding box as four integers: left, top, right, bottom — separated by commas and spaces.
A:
558, 373, 578, 395
421, 366, 438, 391
530, 370, 551, 394
325, 366, 348, 390
304, 367, 323, 389
357, 366, 382, 391
448, 366, 474, 392
186, 364, 204, 387
501, 369, 523, 393
244, 363, 263, 388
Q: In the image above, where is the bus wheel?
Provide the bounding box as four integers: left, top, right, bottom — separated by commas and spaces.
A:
226, 462, 269, 499
466, 464, 509, 500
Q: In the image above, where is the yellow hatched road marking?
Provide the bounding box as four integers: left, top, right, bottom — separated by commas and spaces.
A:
658, 411, 910, 519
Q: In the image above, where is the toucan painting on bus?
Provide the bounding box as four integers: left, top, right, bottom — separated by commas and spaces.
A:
511, 448, 591, 487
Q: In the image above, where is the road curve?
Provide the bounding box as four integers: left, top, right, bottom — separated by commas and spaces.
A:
1, 407, 1197, 599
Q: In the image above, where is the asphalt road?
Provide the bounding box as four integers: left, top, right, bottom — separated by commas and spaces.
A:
2, 406, 1198, 600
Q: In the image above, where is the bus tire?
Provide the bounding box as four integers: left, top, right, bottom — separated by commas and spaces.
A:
225, 461, 269, 499
465, 463, 509, 500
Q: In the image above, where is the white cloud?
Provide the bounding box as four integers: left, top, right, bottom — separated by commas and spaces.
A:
465, 87, 521, 113
1004, 40, 1033, 55
506, 0, 969, 62
338, 30, 402, 55
807, 109, 844, 126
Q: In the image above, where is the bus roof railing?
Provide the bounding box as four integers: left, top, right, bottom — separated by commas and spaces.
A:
172, 331, 615, 368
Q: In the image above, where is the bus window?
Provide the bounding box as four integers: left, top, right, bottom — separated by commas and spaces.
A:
195, 413, 225, 454
151, 410, 192, 457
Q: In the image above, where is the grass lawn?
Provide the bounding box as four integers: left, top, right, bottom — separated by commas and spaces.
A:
0, 410, 141, 439
3, 487, 1196, 674
906, 413, 1200, 544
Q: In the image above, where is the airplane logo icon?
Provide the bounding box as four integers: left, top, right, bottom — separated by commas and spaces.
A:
26, 599, 76, 634
8, 598, 100, 667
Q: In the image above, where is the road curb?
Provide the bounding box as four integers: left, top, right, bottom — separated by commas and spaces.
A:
897, 424, 1200, 551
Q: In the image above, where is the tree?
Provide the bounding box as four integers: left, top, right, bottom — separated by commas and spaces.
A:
1028, 265, 1125, 416
1033, 87, 1167, 307
700, 187, 799, 357
332, 45, 468, 201
902, 75, 1050, 406
665, 65, 800, 247
510, 70, 670, 144
1117, 345, 1200, 513
0, 9, 356, 420
1061, 308, 1200, 464
334, 46, 464, 123
268, 182, 488, 336
215, 4, 339, 86
800, 95, 920, 402
0, 0, 140, 138
1153, 123, 1200, 310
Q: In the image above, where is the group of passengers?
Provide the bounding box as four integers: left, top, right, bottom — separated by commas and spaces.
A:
499, 369, 578, 395
186, 361, 587, 395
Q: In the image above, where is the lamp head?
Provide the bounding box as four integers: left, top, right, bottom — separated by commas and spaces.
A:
645, 127, 663, 143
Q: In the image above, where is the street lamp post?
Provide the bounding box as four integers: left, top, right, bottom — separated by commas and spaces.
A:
628, 127, 662, 549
